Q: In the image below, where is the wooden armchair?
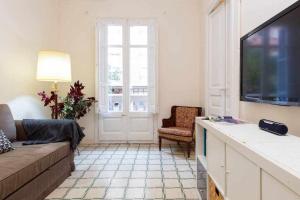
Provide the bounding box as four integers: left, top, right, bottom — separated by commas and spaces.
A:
158, 106, 202, 157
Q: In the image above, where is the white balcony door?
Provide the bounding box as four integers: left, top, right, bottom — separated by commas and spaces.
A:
97, 19, 157, 142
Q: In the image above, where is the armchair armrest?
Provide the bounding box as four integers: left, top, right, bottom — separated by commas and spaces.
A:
15, 120, 28, 141
162, 118, 175, 128
162, 106, 177, 128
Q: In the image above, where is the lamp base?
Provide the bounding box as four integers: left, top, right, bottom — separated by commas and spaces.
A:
52, 82, 59, 93
52, 82, 59, 119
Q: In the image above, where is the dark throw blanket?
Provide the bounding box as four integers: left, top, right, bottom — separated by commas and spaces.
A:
22, 119, 85, 151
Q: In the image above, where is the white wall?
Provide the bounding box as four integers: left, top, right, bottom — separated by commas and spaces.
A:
0, 0, 60, 119
239, 0, 300, 136
0, 0, 204, 143
57, 0, 205, 143
201, 0, 300, 136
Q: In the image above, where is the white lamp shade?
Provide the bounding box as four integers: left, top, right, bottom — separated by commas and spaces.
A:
36, 51, 72, 82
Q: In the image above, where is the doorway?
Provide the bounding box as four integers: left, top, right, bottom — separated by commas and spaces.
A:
205, 0, 240, 117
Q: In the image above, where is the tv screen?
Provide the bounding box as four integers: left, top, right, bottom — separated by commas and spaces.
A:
241, 2, 300, 106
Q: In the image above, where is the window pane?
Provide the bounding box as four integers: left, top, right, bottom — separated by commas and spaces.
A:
130, 88, 148, 112
107, 47, 123, 112
130, 47, 148, 112
108, 25, 122, 45
108, 48, 123, 85
130, 48, 148, 86
108, 86, 123, 112
130, 26, 148, 45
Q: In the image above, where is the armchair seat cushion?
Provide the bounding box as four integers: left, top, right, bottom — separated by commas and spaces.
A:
158, 127, 192, 137
159, 132, 193, 143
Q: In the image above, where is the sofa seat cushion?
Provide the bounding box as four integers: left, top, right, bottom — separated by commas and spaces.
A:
158, 127, 192, 137
0, 142, 70, 199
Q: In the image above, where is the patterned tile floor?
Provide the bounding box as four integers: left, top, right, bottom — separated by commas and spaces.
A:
46, 144, 200, 200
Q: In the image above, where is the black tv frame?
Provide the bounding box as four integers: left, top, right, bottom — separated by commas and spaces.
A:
240, 0, 300, 106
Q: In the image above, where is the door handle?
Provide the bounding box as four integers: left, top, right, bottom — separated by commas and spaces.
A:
121, 114, 127, 116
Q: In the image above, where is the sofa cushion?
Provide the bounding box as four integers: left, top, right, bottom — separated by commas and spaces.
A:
0, 130, 14, 154
158, 127, 192, 137
0, 142, 70, 199
0, 104, 16, 141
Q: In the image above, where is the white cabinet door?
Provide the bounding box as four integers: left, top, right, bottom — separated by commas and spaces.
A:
262, 171, 300, 200
207, 132, 225, 194
226, 146, 260, 200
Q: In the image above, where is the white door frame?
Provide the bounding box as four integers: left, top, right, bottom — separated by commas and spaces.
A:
227, 0, 241, 118
204, 0, 240, 118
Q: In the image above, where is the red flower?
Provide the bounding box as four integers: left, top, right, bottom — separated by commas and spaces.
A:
37, 91, 57, 106
38, 80, 97, 120
68, 80, 85, 102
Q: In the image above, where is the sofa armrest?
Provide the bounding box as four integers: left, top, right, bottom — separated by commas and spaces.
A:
15, 120, 28, 141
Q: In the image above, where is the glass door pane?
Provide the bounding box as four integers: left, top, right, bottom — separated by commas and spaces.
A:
106, 24, 123, 113
130, 26, 148, 45
108, 26, 123, 45
103, 23, 152, 113
107, 47, 123, 112
129, 47, 149, 112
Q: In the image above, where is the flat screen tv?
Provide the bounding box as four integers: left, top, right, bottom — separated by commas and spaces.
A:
240, 1, 300, 106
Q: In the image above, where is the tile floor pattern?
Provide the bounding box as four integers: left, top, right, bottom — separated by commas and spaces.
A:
46, 144, 200, 200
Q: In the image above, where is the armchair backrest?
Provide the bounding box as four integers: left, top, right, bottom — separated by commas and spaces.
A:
0, 104, 16, 141
174, 106, 201, 129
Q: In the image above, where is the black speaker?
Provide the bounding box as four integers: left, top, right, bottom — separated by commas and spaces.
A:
259, 119, 288, 136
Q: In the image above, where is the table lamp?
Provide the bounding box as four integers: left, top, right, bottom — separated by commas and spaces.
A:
36, 51, 72, 119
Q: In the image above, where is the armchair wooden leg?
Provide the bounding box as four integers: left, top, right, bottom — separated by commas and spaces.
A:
159, 136, 162, 151
187, 142, 191, 158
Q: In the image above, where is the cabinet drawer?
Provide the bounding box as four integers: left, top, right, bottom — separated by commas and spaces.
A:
206, 132, 225, 194
262, 171, 300, 200
226, 146, 260, 200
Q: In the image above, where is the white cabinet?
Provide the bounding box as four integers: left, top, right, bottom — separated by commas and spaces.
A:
206, 132, 225, 194
196, 119, 300, 200
226, 146, 260, 200
262, 171, 300, 200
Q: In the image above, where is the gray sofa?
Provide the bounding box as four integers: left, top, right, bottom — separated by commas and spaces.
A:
0, 104, 74, 200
